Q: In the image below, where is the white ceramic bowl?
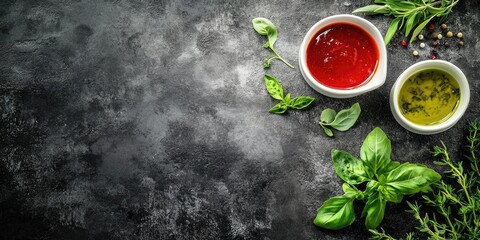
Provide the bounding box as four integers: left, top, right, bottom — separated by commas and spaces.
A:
390, 60, 470, 135
299, 14, 387, 98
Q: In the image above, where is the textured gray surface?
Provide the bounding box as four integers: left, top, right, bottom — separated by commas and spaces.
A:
0, 0, 479, 239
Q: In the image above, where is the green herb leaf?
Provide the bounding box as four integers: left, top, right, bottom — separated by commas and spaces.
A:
385, 163, 441, 195
409, 15, 435, 43
377, 160, 401, 176
264, 74, 284, 101
284, 93, 292, 105
321, 125, 334, 137
378, 185, 403, 203
269, 102, 288, 114
342, 183, 363, 199
362, 192, 386, 229
314, 195, 356, 230
289, 96, 315, 110
332, 149, 369, 184
252, 17, 278, 47
329, 103, 361, 131
360, 127, 391, 176
404, 12, 418, 37
384, 17, 401, 45
352, 4, 385, 14
320, 108, 336, 124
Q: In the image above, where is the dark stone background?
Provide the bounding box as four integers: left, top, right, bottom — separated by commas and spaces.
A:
0, 0, 478, 239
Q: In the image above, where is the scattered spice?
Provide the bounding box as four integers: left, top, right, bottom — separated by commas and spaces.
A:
437, 33, 443, 40
432, 40, 439, 47
401, 40, 408, 47
444, 42, 450, 48
428, 23, 435, 30
441, 23, 447, 29
457, 32, 463, 38
431, 32, 439, 39
420, 42, 426, 48
413, 50, 419, 56
458, 41, 464, 46
418, 34, 424, 40
431, 55, 437, 60
447, 31, 453, 38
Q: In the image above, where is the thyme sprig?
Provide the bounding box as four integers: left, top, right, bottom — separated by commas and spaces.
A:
370, 121, 480, 240
354, 0, 460, 45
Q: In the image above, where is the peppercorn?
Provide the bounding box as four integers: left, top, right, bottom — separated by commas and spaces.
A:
444, 42, 450, 48
418, 34, 424, 40
457, 32, 463, 38
441, 23, 447, 29
431, 55, 437, 60
431, 32, 439, 39
432, 41, 439, 47
458, 41, 464, 46
431, 49, 438, 55
428, 23, 435, 30
413, 50, 419, 56
401, 40, 408, 47
447, 31, 453, 38
420, 42, 426, 48
437, 34, 443, 40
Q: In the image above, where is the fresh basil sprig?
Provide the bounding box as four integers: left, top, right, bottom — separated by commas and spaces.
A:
353, 0, 460, 44
264, 74, 315, 114
252, 18, 294, 68
319, 103, 361, 137
314, 127, 441, 230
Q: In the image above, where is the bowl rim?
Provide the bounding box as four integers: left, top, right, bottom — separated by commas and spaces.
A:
298, 14, 387, 98
390, 60, 470, 135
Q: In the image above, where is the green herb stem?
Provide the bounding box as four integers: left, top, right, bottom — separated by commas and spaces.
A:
269, 47, 294, 68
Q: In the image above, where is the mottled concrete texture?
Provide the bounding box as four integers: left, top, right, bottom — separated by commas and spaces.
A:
0, 0, 479, 239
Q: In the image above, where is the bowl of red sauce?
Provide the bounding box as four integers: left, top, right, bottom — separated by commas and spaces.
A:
299, 14, 387, 98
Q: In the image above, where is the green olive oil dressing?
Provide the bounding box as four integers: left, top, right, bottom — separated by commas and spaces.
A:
398, 69, 460, 125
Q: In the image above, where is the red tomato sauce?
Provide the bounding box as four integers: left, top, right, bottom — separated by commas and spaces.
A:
306, 22, 379, 89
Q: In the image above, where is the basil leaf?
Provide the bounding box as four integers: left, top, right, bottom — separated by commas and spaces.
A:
314, 195, 356, 230
331, 149, 369, 184
320, 108, 336, 124
329, 103, 361, 131
289, 96, 315, 110
384, 17, 400, 45
377, 160, 401, 176
251, 17, 277, 47
269, 102, 287, 114
264, 74, 284, 101
321, 125, 334, 137
360, 127, 391, 176
284, 93, 292, 105
385, 163, 441, 195
362, 192, 386, 229
378, 185, 403, 203
342, 183, 363, 199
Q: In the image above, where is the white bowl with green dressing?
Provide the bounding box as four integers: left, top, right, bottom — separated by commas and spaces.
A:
390, 60, 470, 135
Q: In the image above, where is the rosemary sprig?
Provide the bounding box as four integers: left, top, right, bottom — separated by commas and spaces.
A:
353, 0, 460, 45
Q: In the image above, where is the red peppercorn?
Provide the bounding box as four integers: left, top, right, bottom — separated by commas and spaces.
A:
431, 55, 437, 60
428, 23, 435, 30
401, 40, 408, 47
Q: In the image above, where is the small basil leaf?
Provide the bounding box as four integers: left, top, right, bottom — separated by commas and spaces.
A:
331, 149, 368, 184
330, 103, 361, 131
264, 74, 284, 101
378, 185, 403, 203
269, 102, 287, 114
321, 125, 334, 137
362, 192, 386, 229
377, 161, 401, 176
314, 195, 356, 230
385, 163, 441, 195
320, 108, 336, 124
284, 93, 292, 105
342, 183, 363, 199
289, 96, 315, 110
360, 127, 392, 176
252, 17, 278, 47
